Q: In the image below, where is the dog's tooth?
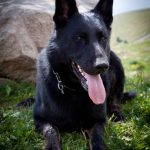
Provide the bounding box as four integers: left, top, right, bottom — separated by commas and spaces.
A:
79, 68, 82, 72
77, 65, 80, 69
81, 72, 85, 76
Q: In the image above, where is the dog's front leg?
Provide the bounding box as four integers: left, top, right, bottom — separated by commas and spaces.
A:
34, 119, 61, 150
86, 123, 105, 150
42, 124, 61, 150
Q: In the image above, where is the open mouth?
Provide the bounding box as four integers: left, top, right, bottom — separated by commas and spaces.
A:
72, 61, 106, 105
72, 62, 88, 91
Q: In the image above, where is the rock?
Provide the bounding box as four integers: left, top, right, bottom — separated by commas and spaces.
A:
0, 78, 12, 85
0, 0, 98, 82
0, 0, 54, 82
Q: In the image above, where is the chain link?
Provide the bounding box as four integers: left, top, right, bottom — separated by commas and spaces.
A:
52, 70, 76, 94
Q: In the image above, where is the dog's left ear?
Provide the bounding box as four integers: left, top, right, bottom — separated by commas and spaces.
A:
53, 0, 79, 29
93, 0, 113, 27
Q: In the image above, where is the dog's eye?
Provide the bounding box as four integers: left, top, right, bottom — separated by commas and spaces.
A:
75, 34, 88, 45
76, 36, 82, 41
97, 32, 107, 43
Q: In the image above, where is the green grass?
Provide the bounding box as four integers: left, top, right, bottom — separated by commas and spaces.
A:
114, 41, 150, 79
105, 76, 150, 150
0, 9, 150, 150
0, 74, 150, 150
0, 81, 35, 107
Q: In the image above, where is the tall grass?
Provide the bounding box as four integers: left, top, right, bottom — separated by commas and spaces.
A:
0, 9, 150, 150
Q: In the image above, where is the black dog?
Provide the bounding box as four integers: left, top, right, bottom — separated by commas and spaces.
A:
33, 0, 133, 149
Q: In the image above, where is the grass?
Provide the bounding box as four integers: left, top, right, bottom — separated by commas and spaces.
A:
114, 41, 150, 79
105, 75, 150, 150
0, 9, 150, 150
1, 73, 150, 150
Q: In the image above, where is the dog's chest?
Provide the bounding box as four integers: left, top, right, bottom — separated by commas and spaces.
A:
45, 94, 106, 131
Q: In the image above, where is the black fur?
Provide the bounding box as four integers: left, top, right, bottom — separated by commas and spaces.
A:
33, 0, 129, 149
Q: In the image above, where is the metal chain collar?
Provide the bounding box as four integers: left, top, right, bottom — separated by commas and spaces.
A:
52, 70, 76, 94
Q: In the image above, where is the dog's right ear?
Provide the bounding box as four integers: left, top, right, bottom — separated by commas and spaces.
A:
53, 0, 79, 29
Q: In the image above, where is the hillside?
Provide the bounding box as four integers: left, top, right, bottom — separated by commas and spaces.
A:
110, 9, 150, 79
111, 9, 150, 47
0, 8, 150, 150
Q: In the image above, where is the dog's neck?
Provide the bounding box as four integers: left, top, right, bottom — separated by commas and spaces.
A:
50, 59, 85, 94
52, 69, 77, 94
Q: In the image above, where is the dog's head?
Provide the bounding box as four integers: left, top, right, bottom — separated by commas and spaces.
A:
50, 0, 113, 104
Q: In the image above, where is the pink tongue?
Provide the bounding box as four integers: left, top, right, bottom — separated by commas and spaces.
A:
84, 73, 106, 105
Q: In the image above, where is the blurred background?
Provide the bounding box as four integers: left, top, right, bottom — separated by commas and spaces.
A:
0, 0, 149, 83
0, 0, 150, 150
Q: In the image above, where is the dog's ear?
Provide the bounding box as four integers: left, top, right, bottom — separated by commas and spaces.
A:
93, 0, 113, 27
53, 0, 78, 29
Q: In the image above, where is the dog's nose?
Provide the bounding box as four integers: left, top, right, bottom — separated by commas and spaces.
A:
95, 63, 109, 72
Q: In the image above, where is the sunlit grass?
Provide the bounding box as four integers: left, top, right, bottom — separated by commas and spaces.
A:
0, 9, 150, 150
0, 72, 149, 150
114, 41, 150, 79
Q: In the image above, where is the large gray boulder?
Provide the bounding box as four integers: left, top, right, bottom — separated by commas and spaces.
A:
0, 0, 54, 82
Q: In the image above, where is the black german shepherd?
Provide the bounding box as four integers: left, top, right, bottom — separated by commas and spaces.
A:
33, 0, 133, 149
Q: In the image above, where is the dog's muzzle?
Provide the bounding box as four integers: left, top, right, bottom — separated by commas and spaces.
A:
71, 61, 106, 105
